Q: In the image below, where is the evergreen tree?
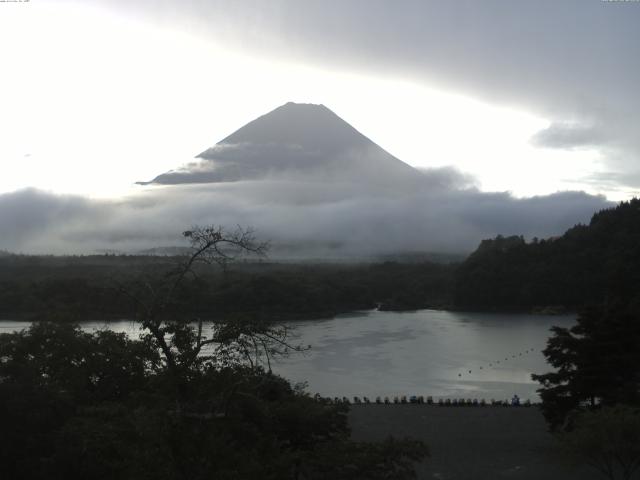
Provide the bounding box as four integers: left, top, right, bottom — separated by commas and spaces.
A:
533, 299, 640, 429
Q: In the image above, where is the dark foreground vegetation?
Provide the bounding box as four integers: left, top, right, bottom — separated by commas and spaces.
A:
0, 322, 428, 480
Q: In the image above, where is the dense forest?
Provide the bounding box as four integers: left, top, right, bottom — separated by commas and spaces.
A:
454, 198, 640, 311
0, 256, 453, 321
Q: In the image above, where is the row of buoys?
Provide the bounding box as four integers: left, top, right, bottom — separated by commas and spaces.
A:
458, 347, 538, 377
313, 394, 533, 407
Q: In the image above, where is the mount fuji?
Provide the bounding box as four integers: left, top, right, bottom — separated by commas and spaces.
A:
142, 102, 422, 187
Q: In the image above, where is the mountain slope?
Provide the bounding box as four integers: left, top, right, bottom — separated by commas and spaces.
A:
143, 102, 421, 186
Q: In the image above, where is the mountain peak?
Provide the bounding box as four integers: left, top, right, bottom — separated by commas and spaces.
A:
281, 101, 330, 111
213, 102, 365, 153
142, 102, 420, 185
283, 101, 326, 108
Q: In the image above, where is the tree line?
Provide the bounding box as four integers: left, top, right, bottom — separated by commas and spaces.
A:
0, 257, 454, 321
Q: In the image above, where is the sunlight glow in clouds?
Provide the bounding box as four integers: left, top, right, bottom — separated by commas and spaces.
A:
0, 2, 606, 199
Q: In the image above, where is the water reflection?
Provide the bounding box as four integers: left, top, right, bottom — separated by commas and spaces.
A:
273, 309, 575, 401
0, 309, 575, 401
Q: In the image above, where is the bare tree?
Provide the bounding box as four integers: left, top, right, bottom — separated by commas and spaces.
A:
119, 225, 304, 388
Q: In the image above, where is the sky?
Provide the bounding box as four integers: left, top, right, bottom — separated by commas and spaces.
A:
0, 1, 637, 254
1, 0, 638, 199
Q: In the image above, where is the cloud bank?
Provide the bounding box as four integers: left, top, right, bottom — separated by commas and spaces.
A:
0, 172, 611, 257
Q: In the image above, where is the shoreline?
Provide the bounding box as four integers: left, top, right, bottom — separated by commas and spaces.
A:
0, 305, 577, 323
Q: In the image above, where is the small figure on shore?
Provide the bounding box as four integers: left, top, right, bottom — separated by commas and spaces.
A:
511, 394, 520, 406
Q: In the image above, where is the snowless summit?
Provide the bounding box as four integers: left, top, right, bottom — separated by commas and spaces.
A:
143, 102, 420, 186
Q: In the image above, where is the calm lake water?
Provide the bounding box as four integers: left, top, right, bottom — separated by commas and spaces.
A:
0, 309, 575, 401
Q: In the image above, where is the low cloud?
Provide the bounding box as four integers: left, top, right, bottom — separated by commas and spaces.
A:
0, 176, 611, 257
564, 171, 640, 199
531, 122, 609, 151
417, 167, 478, 191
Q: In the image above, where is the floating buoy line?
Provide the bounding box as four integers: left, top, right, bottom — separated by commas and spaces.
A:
312, 394, 534, 407
455, 347, 538, 379
308, 347, 539, 407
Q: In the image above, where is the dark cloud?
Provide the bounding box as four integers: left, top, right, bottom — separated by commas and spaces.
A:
530, 122, 609, 150
0, 189, 98, 251
572, 170, 640, 192
417, 167, 478, 191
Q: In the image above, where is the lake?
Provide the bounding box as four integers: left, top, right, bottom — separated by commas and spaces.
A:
0, 309, 575, 401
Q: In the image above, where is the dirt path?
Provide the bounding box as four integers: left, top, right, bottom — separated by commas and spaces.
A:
349, 405, 601, 480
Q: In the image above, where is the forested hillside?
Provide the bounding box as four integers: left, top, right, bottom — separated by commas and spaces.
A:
454, 198, 640, 310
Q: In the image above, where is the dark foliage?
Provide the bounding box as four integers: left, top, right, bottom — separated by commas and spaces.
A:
559, 406, 640, 480
0, 322, 427, 480
532, 300, 640, 430
0, 322, 160, 479
0, 259, 454, 321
